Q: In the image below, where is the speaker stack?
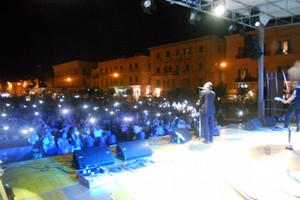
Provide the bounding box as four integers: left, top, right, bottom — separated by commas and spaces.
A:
244, 34, 263, 60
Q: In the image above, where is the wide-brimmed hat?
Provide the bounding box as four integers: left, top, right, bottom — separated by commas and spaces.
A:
203, 82, 213, 89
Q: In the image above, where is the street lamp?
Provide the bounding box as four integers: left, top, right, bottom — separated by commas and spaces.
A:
111, 73, 120, 96
112, 73, 119, 78
219, 61, 227, 83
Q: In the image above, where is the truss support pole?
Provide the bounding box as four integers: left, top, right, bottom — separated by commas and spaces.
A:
258, 26, 265, 118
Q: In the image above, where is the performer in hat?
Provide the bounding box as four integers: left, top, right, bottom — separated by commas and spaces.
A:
199, 82, 216, 143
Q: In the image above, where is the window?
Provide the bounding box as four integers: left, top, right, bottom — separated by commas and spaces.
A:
157, 80, 160, 87
237, 46, 247, 58
175, 65, 179, 73
175, 49, 180, 56
277, 40, 290, 54
185, 64, 190, 71
199, 63, 204, 70
198, 45, 203, 52
156, 67, 160, 74
156, 53, 160, 59
184, 47, 191, 55
135, 63, 138, 70
166, 51, 170, 58
129, 64, 132, 70
163, 66, 172, 73
129, 77, 132, 83
199, 78, 203, 86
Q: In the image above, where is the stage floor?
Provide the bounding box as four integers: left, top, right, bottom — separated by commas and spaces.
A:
2, 124, 300, 200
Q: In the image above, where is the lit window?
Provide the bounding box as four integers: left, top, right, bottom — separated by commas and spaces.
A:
277, 40, 291, 54
184, 47, 191, 55
282, 41, 289, 54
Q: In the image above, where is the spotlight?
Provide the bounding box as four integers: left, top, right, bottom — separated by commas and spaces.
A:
140, 0, 156, 15
213, 2, 226, 16
187, 10, 201, 25
250, 7, 261, 27
228, 22, 238, 34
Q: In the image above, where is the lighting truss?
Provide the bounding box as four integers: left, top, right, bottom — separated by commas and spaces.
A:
165, 0, 300, 29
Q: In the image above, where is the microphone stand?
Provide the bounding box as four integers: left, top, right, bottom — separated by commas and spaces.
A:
198, 87, 203, 138
0, 166, 8, 200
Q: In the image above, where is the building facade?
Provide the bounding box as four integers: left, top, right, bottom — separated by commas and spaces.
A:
53, 60, 97, 94
225, 24, 300, 101
148, 35, 226, 97
51, 24, 300, 100
91, 55, 151, 98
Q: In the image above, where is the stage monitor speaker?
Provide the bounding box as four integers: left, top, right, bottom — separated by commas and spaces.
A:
260, 116, 277, 127
244, 118, 262, 131
73, 146, 115, 169
116, 140, 153, 161
174, 129, 193, 143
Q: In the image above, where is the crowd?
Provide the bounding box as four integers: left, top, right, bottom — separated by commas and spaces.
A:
0, 95, 200, 159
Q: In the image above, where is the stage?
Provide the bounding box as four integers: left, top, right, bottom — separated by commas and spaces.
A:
2, 124, 300, 200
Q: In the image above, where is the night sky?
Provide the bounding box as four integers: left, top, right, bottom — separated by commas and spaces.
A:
0, 0, 228, 80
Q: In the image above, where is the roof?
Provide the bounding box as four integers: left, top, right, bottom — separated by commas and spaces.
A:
165, 0, 300, 28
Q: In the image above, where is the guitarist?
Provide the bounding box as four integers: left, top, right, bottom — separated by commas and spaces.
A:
275, 81, 300, 131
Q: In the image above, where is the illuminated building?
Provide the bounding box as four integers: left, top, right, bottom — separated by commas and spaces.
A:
53, 60, 97, 94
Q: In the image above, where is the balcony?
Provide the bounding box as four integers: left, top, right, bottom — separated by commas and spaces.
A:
173, 55, 181, 60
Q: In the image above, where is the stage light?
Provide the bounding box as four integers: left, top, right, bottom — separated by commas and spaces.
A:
143, 0, 151, 8
187, 10, 201, 25
140, 0, 156, 15
213, 2, 226, 16
228, 22, 238, 34
250, 7, 261, 27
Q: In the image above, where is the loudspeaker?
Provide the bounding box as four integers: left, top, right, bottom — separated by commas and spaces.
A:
116, 140, 153, 161
73, 146, 115, 169
174, 129, 193, 143
244, 34, 263, 60
260, 116, 277, 127
244, 118, 262, 131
